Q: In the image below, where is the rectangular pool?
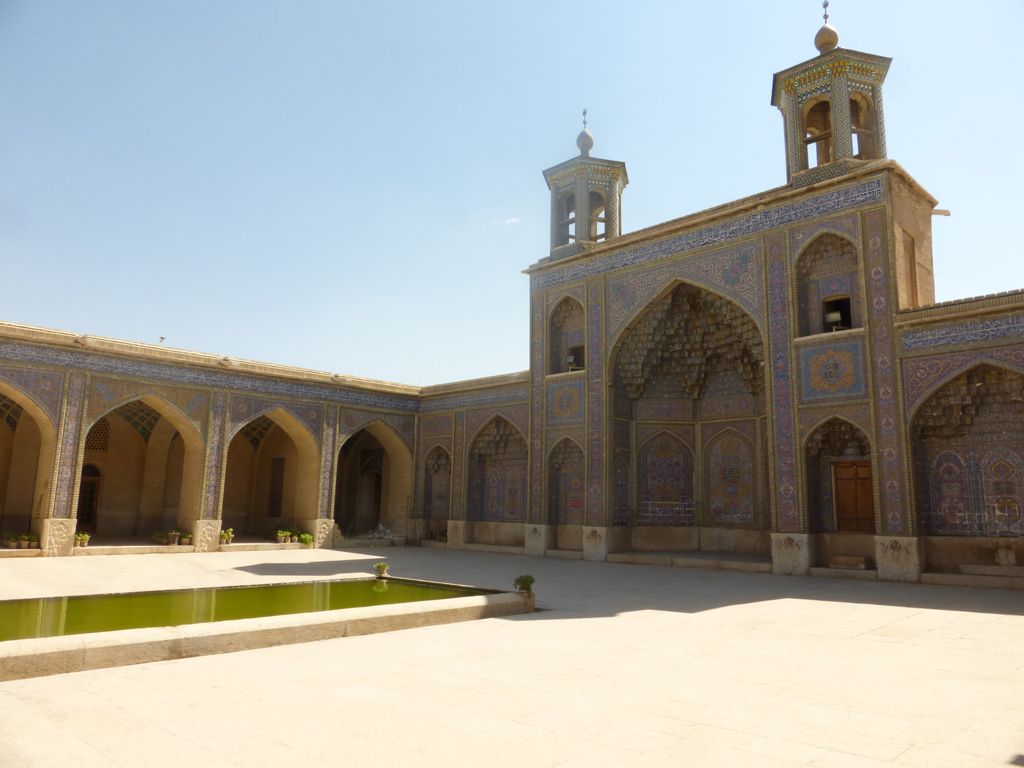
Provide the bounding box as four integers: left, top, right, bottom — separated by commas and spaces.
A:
0, 578, 489, 642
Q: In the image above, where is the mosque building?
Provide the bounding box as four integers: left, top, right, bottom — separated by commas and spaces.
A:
0, 13, 1021, 583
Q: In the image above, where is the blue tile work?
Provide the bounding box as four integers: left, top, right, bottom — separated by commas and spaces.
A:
902, 347, 1024, 415
533, 179, 882, 290
587, 280, 604, 526
797, 339, 867, 402
420, 387, 528, 413
902, 314, 1024, 351
317, 406, 338, 518
228, 395, 323, 444
0, 366, 63, 424
201, 393, 228, 519
0, 340, 419, 413
52, 373, 87, 519
546, 377, 584, 426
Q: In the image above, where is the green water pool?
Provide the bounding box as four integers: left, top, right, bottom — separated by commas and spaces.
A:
0, 578, 487, 642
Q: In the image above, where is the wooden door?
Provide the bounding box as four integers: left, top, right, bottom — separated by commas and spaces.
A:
834, 461, 874, 533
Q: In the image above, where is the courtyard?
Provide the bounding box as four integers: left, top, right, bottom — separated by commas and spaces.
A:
0, 549, 1021, 767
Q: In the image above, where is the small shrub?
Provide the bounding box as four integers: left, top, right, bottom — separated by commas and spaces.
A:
513, 574, 535, 593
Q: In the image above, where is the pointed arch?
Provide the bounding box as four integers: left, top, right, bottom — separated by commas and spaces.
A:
912, 364, 1024, 539
804, 417, 874, 534
334, 419, 413, 538
637, 431, 694, 527
548, 296, 586, 374
467, 415, 528, 529
223, 406, 321, 535
0, 380, 58, 536
794, 232, 861, 337
421, 444, 452, 539
546, 437, 585, 541
704, 428, 756, 526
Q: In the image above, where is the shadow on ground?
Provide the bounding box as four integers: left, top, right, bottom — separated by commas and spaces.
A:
232, 547, 1024, 621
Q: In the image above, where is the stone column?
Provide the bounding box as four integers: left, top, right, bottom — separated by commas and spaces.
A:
830, 76, 854, 160
194, 393, 227, 552
448, 412, 466, 549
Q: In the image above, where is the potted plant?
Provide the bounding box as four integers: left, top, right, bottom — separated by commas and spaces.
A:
219, 527, 234, 545
4, 533, 17, 549
275, 529, 289, 543
166, 529, 181, 546
74, 531, 91, 548
373, 561, 389, 578
179, 532, 192, 546
289, 530, 299, 543
513, 574, 535, 594
18, 533, 31, 549
298, 532, 314, 548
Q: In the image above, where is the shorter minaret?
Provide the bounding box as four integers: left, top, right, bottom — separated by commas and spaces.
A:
542, 111, 628, 259
770, 2, 891, 186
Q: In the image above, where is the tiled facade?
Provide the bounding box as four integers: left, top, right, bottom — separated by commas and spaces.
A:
1, 22, 1022, 581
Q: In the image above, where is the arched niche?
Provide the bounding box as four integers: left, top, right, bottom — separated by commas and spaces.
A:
0, 383, 57, 536
795, 233, 861, 337
547, 438, 584, 551
912, 365, 1024, 542
223, 407, 320, 536
704, 429, 756, 527
335, 420, 413, 539
549, 297, 586, 374
466, 416, 527, 547
79, 396, 204, 537
804, 417, 874, 535
420, 445, 452, 540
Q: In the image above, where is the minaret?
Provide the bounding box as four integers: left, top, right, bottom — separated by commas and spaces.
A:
770, 2, 891, 186
542, 111, 628, 259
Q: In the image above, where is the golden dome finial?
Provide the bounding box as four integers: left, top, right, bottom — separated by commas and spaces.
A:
815, 0, 839, 54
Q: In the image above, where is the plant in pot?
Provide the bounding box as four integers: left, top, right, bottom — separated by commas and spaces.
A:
298, 532, 314, 547
179, 531, 192, 546
373, 561, 389, 578
289, 529, 299, 543
3, 532, 17, 549
219, 527, 234, 545
18, 533, 31, 549
513, 574, 535, 594
275, 529, 289, 543
166, 529, 181, 546
74, 531, 91, 548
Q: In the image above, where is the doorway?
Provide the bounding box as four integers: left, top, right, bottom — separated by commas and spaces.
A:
77, 464, 102, 532
834, 461, 874, 533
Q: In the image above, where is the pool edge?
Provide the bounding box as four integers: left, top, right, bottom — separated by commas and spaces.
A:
0, 591, 534, 682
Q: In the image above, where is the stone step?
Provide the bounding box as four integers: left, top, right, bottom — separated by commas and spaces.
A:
959, 564, 1024, 578
219, 542, 305, 552
607, 551, 772, 573
458, 543, 525, 556
77, 544, 195, 556
545, 548, 583, 560
0, 548, 42, 558
921, 572, 1024, 591
809, 566, 879, 581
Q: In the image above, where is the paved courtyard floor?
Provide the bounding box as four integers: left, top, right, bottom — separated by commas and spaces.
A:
0, 547, 1022, 767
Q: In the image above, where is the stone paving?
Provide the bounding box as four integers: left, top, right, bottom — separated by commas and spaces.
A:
0, 547, 1022, 767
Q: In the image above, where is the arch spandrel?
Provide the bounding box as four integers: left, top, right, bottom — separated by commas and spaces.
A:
904, 353, 1024, 418
605, 241, 763, 346
0, 367, 63, 425
88, 378, 208, 433
228, 397, 323, 447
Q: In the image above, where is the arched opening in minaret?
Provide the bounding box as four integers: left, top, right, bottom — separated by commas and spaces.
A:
849, 92, 877, 159
548, 297, 586, 374
609, 282, 769, 555
588, 190, 607, 241
556, 192, 577, 246
802, 98, 833, 168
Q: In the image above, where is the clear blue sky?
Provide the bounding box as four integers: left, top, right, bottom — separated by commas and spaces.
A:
0, 1, 1019, 385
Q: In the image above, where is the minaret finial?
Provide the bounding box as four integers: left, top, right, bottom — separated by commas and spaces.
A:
822, 0, 829, 24
814, 0, 838, 53
576, 109, 594, 157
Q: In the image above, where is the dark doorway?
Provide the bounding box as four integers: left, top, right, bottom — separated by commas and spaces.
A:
77, 464, 102, 532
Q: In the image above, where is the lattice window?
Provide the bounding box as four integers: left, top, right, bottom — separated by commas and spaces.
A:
85, 418, 110, 451
240, 415, 274, 450
115, 400, 163, 442
0, 395, 22, 432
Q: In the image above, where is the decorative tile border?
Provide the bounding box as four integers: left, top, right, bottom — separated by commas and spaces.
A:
228, 395, 323, 444
201, 393, 228, 520
52, 373, 87, 519
317, 406, 338, 519
534, 179, 882, 289
587, 281, 603, 526
420, 387, 528, 413
902, 314, 1024, 351
0, 339, 418, 413
0, 365, 63, 424
88, 376, 209, 431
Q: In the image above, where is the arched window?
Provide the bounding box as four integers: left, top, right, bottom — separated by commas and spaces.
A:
548, 297, 586, 374
588, 190, 607, 241
555, 192, 577, 246
849, 93, 877, 159
803, 98, 833, 168
796, 234, 860, 336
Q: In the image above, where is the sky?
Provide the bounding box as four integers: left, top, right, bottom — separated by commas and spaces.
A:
0, 1, 1020, 386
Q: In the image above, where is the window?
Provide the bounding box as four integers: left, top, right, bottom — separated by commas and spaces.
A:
822, 297, 852, 332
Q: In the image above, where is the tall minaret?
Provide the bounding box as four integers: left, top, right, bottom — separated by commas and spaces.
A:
770, 2, 892, 186
542, 111, 628, 259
